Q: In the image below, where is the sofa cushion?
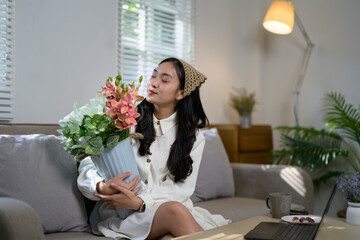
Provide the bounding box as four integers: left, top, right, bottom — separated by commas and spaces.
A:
0, 134, 90, 233
45, 232, 111, 240
194, 197, 269, 222
191, 128, 235, 202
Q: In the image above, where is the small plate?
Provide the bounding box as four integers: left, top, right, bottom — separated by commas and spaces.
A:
281, 215, 321, 224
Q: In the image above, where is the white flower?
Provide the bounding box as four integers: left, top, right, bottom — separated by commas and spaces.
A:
80, 95, 106, 117
58, 95, 106, 128
68, 121, 80, 134
58, 103, 83, 127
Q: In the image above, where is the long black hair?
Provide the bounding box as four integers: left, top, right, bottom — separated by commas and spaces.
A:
135, 57, 209, 182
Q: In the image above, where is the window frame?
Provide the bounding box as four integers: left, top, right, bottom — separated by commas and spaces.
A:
117, 0, 195, 95
0, 0, 15, 121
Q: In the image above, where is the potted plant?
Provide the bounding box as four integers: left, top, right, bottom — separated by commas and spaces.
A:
337, 172, 360, 225
229, 88, 257, 128
273, 92, 360, 188
272, 126, 349, 187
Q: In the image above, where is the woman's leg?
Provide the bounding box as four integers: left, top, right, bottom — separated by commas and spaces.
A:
157, 233, 174, 240
146, 201, 203, 240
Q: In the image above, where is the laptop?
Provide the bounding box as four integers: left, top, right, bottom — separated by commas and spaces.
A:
244, 183, 337, 240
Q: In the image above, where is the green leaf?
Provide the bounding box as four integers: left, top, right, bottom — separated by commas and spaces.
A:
70, 147, 84, 156
62, 126, 70, 136
272, 126, 349, 172
92, 114, 103, 123
118, 129, 130, 142
85, 144, 104, 155
98, 122, 108, 132
116, 74, 122, 82
115, 74, 121, 87
323, 92, 360, 145
84, 129, 96, 137
88, 136, 103, 148
106, 135, 120, 149
84, 117, 95, 130
85, 136, 104, 155
79, 127, 86, 137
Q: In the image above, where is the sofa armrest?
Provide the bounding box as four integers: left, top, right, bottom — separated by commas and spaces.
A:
231, 163, 314, 213
0, 197, 45, 240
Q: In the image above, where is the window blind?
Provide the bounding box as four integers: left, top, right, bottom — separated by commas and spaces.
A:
118, 0, 195, 95
0, 0, 14, 121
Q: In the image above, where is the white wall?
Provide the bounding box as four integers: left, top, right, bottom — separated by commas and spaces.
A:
14, 0, 117, 123
13, 0, 360, 216
196, 0, 360, 147
196, 0, 360, 217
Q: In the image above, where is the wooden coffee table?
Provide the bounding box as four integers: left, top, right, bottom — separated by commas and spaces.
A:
174, 215, 360, 240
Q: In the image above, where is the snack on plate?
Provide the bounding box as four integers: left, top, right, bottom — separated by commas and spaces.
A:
292, 216, 315, 223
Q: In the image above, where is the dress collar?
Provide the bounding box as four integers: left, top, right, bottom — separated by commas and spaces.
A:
153, 112, 177, 136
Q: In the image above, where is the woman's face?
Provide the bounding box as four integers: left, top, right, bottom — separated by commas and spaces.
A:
146, 61, 184, 109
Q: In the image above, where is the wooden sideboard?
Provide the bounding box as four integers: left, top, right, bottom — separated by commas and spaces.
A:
209, 124, 273, 164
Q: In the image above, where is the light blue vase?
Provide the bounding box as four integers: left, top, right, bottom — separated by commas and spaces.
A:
91, 137, 142, 219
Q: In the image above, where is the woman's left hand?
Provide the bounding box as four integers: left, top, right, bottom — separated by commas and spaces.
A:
94, 183, 143, 210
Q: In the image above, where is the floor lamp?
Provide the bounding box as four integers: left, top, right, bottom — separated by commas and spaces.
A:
263, 0, 314, 127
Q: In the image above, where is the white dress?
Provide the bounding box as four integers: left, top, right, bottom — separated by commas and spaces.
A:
77, 112, 231, 239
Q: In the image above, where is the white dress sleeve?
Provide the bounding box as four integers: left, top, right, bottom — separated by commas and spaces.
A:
77, 157, 105, 201
139, 131, 205, 208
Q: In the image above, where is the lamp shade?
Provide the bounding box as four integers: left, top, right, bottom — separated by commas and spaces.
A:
263, 1, 294, 35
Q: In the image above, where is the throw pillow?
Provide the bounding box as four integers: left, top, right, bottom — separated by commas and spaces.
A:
0, 134, 90, 233
191, 127, 235, 202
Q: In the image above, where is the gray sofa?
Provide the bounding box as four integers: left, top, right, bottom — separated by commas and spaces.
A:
0, 123, 313, 240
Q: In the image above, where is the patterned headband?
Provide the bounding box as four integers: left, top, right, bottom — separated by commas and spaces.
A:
178, 59, 207, 97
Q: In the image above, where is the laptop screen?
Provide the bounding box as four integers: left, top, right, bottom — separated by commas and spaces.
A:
312, 182, 338, 239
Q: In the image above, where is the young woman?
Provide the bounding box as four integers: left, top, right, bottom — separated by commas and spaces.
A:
77, 58, 230, 239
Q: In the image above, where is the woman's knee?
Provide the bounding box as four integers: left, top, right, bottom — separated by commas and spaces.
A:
160, 201, 190, 218
150, 201, 203, 238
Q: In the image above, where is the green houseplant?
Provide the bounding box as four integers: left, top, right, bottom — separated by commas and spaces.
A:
229, 88, 257, 128
273, 92, 360, 187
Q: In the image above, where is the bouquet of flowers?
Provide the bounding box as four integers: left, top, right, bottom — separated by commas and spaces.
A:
59, 74, 144, 219
337, 172, 360, 203
59, 74, 143, 161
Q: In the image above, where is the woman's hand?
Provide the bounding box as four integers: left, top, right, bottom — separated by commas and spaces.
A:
96, 172, 141, 195
95, 183, 143, 210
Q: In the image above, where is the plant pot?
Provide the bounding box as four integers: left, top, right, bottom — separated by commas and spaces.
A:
346, 202, 360, 225
240, 115, 252, 128
91, 137, 142, 219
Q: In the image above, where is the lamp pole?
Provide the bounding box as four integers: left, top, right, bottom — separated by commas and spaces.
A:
293, 12, 314, 127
